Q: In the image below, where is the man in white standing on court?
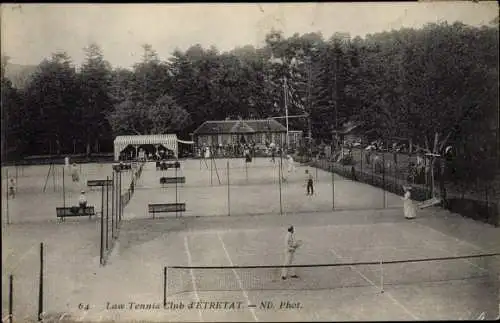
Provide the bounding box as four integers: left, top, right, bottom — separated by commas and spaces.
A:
281, 226, 301, 280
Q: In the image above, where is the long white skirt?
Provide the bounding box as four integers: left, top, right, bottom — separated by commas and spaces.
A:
404, 198, 417, 219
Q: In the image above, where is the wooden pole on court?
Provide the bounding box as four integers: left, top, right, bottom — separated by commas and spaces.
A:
279, 153, 283, 215
6, 168, 9, 225
332, 160, 335, 210
210, 158, 213, 186
106, 176, 109, 250
111, 171, 115, 239
227, 160, 230, 216
315, 160, 318, 183
382, 153, 386, 209
119, 171, 122, 222
8, 274, 13, 323
175, 165, 178, 218
63, 166, 65, 209
38, 243, 43, 322
163, 267, 167, 307
100, 185, 104, 265
52, 164, 56, 192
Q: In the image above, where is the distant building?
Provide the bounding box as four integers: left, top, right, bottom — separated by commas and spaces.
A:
192, 119, 288, 147
332, 121, 366, 146
288, 130, 304, 149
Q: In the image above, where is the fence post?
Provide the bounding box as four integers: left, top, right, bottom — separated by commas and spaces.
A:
332, 160, 335, 210
106, 176, 109, 250
100, 186, 104, 265
111, 171, 115, 239
38, 243, 43, 322
227, 161, 230, 216
362, 149, 365, 176
175, 165, 178, 218
382, 153, 386, 209
6, 168, 9, 225
119, 171, 122, 222
163, 267, 167, 308
9, 274, 13, 323
279, 154, 283, 215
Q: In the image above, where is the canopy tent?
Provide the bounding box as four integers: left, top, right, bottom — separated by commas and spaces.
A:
114, 134, 178, 161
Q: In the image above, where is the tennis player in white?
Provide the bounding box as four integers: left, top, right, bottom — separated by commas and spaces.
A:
281, 226, 302, 280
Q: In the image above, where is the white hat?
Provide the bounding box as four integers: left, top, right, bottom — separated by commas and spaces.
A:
81, 190, 85, 194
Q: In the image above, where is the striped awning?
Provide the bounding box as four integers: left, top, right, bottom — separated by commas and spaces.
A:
114, 134, 178, 160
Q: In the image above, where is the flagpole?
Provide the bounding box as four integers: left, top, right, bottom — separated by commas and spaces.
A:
284, 77, 289, 152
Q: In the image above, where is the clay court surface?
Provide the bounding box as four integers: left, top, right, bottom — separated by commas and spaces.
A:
2, 159, 499, 321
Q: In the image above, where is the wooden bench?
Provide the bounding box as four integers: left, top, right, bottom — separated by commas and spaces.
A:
56, 206, 95, 221
87, 179, 113, 187
156, 161, 181, 170
148, 203, 186, 218
112, 163, 132, 171
160, 176, 186, 184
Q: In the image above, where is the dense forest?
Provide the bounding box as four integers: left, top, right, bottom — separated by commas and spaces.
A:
1, 22, 498, 176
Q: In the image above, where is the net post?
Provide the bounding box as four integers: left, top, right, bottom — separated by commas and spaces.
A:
9, 274, 13, 323
38, 243, 43, 322
210, 157, 213, 186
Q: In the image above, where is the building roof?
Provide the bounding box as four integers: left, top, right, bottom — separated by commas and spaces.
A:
113, 134, 178, 161
193, 119, 287, 135
332, 121, 363, 135
113, 134, 178, 145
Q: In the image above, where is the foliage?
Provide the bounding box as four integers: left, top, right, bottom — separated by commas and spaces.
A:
1, 21, 497, 189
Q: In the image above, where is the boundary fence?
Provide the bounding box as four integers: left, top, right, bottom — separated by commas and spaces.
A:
310, 151, 499, 227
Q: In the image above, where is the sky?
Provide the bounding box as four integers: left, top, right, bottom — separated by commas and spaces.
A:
1, 2, 498, 69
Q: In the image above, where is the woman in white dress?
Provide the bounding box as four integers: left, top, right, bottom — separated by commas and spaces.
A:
402, 185, 416, 219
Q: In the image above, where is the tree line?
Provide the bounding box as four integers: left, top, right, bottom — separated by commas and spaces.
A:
1, 21, 498, 179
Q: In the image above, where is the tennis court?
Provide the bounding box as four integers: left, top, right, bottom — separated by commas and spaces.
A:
59, 210, 499, 322
129, 158, 403, 219
2, 160, 499, 321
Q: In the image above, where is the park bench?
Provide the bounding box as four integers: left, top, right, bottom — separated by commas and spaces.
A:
148, 203, 186, 218
156, 161, 181, 170
160, 176, 186, 184
112, 163, 132, 171
56, 206, 95, 221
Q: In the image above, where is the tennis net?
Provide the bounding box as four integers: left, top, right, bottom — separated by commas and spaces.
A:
164, 253, 500, 297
